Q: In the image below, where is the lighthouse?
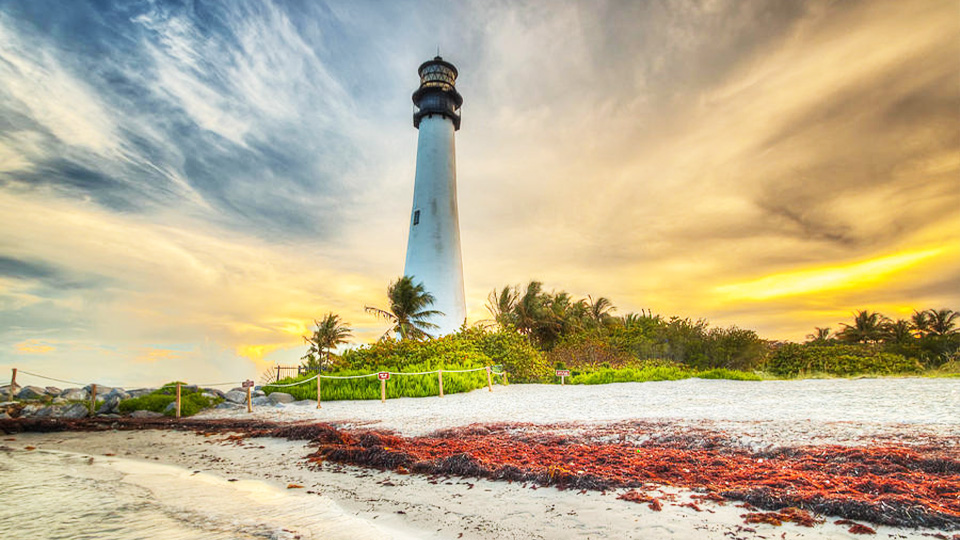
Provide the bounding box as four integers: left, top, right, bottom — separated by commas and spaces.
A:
402, 56, 466, 336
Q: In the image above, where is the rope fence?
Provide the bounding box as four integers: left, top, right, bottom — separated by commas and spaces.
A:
5, 363, 509, 418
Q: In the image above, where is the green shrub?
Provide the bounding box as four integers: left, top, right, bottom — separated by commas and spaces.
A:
264, 360, 499, 401
765, 343, 923, 377
562, 364, 760, 385
118, 383, 221, 417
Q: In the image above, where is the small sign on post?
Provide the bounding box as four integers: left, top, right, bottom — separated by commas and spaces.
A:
378, 372, 389, 403
556, 370, 571, 385
242, 380, 254, 413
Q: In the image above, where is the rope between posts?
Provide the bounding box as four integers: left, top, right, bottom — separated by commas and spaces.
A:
261, 374, 319, 388
15, 370, 86, 387
319, 373, 380, 380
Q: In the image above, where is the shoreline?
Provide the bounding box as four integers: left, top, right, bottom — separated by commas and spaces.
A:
4, 428, 941, 540
2, 416, 957, 538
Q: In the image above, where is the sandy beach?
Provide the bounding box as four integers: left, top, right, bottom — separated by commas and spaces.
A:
2, 379, 957, 539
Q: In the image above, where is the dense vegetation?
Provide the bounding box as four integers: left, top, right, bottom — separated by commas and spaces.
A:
289, 277, 959, 392
117, 383, 221, 417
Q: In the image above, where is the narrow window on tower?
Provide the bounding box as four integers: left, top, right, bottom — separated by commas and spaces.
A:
413, 210, 420, 226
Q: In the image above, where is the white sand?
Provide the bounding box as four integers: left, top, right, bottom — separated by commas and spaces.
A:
2, 428, 937, 540
5, 378, 956, 538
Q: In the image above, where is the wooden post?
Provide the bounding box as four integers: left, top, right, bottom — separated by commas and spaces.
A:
175, 383, 182, 419
316, 375, 322, 409
561, 375, 565, 386
380, 378, 386, 403
8, 368, 16, 401
485, 367, 493, 392
438, 370, 444, 398
246, 386, 252, 413
90, 384, 97, 414
276, 365, 281, 383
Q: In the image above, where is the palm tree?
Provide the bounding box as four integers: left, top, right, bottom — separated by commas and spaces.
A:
302, 313, 352, 370
586, 295, 616, 328
883, 319, 913, 344
365, 276, 443, 340
806, 327, 832, 343
836, 310, 889, 344
486, 286, 518, 329
513, 281, 545, 337
927, 308, 959, 336
910, 310, 932, 338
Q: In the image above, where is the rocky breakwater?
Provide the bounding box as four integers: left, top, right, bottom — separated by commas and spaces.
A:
0, 384, 245, 419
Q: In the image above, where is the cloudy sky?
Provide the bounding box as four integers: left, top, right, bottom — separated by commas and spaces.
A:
1, 0, 957, 386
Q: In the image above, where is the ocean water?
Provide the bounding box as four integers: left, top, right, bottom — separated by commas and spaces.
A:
0, 449, 409, 540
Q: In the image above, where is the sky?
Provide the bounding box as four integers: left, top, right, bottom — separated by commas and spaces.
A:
0, 0, 957, 386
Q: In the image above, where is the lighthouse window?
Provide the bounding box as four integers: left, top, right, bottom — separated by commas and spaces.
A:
413, 210, 420, 225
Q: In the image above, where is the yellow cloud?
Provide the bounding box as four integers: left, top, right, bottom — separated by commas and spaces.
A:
14, 339, 56, 354
714, 247, 947, 301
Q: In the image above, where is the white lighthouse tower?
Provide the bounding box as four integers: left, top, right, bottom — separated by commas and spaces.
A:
402, 56, 466, 336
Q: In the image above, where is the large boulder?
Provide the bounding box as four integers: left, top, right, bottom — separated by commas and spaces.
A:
267, 392, 295, 405
104, 388, 130, 401
60, 388, 89, 401
202, 388, 226, 399
17, 386, 47, 400
251, 396, 270, 406
0, 384, 20, 397
59, 403, 89, 418
215, 402, 241, 410
44, 386, 62, 397
224, 390, 247, 404
97, 395, 121, 415
85, 384, 114, 395
19, 403, 43, 417
252, 390, 266, 398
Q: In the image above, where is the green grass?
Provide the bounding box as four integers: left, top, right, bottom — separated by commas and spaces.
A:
263, 362, 500, 401
563, 365, 761, 385
117, 383, 221, 417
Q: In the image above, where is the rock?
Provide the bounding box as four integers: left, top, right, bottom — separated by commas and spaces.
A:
202, 388, 226, 399
126, 388, 154, 398
33, 406, 56, 417
85, 385, 114, 395
229, 387, 244, 393
0, 384, 20, 397
17, 386, 47, 400
105, 388, 130, 401
252, 390, 266, 398
52, 397, 66, 405
19, 403, 43, 417
44, 386, 62, 396
267, 392, 295, 405
98, 395, 121, 415
129, 410, 163, 418
292, 400, 315, 407
60, 403, 89, 419
182, 385, 199, 394
252, 396, 270, 406
224, 390, 247, 404
215, 402, 241, 410
60, 388, 89, 401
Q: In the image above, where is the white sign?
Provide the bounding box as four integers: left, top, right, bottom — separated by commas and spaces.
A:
377, 372, 391, 381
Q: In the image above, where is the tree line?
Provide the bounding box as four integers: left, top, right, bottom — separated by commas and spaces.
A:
298, 276, 959, 377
